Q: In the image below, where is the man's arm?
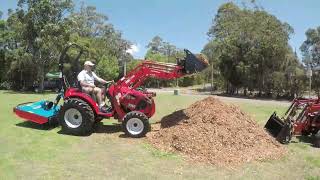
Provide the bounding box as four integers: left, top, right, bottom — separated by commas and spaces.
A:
92, 72, 112, 84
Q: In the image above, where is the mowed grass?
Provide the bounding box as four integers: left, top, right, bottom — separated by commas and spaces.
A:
0, 90, 319, 179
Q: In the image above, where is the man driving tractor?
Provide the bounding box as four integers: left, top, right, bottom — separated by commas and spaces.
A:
77, 60, 112, 113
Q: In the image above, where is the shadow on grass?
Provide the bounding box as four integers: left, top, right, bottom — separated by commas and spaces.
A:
294, 135, 320, 148
16, 121, 57, 130
3, 90, 57, 95
56, 129, 88, 137
159, 109, 189, 128
292, 135, 313, 144
56, 122, 127, 137
94, 123, 132, 138
94, 122, 122, 134
291, 135, 315, 148
214, 93, 293, 102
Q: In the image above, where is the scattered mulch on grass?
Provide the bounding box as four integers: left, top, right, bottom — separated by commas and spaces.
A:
147, 97, 287, 166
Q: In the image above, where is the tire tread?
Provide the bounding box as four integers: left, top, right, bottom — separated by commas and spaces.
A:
122, 111, 150, 138
58, 98, 95, 135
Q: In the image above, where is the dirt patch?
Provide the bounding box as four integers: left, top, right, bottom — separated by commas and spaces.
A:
147, 97, 286, 166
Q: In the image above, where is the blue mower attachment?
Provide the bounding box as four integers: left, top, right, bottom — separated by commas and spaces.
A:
14, 100, 60, 126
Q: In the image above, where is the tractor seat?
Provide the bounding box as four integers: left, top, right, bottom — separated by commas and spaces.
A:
77, 81, 98, 102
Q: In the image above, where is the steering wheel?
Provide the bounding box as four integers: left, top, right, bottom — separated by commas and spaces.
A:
103, 81, 115, 89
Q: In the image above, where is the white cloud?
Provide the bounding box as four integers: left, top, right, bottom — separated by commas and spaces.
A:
126, 44, 140, 55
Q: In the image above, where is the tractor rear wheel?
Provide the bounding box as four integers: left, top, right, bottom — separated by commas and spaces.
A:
122, 111, 150, 138
313, 130, 320, 148
58, 98, 95, 136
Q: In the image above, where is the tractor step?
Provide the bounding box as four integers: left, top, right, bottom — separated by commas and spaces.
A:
14, 100, 60, 125
265, 112, 292, 144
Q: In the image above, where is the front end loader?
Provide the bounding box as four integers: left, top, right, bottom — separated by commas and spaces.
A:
265, 98, 320, 147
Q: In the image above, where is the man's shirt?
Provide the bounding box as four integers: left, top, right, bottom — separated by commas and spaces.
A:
77, 70, 99, 86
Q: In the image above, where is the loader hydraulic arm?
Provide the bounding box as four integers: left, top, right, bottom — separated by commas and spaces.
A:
117, 60, 186, 89
116, 49, 209, 89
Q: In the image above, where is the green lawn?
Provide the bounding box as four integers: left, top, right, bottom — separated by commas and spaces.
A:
0, 90, 319, 180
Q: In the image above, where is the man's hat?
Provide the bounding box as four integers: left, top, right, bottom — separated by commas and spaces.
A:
84, 61, 95, 66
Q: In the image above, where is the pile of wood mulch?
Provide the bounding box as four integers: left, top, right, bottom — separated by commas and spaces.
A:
147, 97, 286, 166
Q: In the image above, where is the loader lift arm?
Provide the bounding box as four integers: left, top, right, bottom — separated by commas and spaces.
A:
116, 49, 208, 89
117, 61, 184, 89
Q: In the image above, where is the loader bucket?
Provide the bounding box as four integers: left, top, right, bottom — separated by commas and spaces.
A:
265, 112, 292, 144
13, 100, 60, 125
183, 49, 209, 74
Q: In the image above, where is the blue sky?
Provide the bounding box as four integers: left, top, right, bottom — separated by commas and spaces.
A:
1, 0, 320, 59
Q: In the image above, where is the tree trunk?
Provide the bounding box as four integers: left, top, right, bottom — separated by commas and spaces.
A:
20, 62, 23, 90
38, 63, 45, 92
258, 58, 265, 97
211, 63, 214, 92
226, 82, 229, 94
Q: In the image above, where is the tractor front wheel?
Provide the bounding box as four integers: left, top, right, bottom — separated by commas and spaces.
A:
122, 111, 150, 138
58, 98, 95, 136
313, 130, 320, 148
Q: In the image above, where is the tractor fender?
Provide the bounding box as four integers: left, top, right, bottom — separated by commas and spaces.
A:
64, 92, 100, 115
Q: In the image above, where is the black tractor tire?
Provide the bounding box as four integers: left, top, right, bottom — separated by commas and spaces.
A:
313, 130, 320, 148
122, 111, 150, 138
58, 98, 95, 136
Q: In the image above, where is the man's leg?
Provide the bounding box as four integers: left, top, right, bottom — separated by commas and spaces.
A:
100, 87, 106, 101
93, 87, 105, 107
82, 87, 94, 95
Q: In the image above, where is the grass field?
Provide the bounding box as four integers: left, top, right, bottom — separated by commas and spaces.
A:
0, 90, 320, 180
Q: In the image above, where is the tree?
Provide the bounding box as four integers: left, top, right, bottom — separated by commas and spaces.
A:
8, 0, 74, 91
0, 18, 8, 83
95, 55, 119, 80
145, 36, 205, 87
0, 9, 29, 89
201, 40, 224, 91
301, 27, 320, 94
145, 36, 181, 63
126, 59, 141, 72
301, 27, 320, 66
161, 42, 177, 62
70, 3, 107, 37
146, 36, 163, 53
1, 0, 132, 91
204, 2, 296, 96
69, 4, 132, 80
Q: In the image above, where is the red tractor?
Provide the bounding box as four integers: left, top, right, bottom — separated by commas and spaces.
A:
14, 43, 209, 137
265, 97, 320, 147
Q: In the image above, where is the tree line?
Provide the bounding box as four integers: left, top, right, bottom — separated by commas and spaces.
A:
0, 1, 319, 98
0, 0, 132, 91
201, 2, 313, 98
